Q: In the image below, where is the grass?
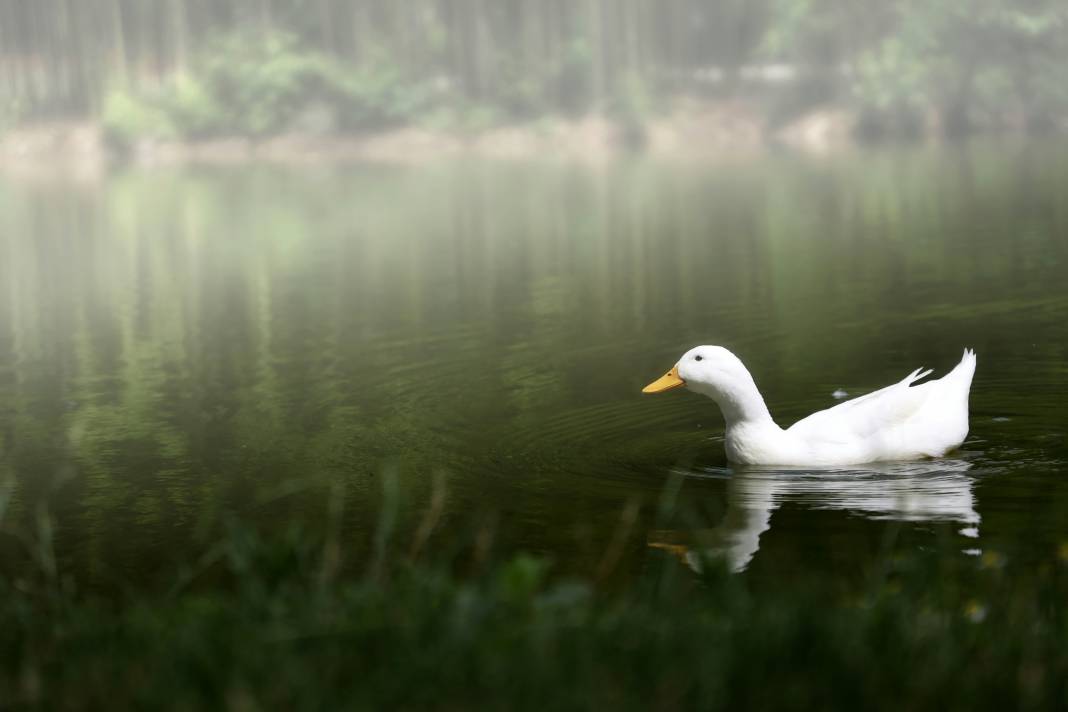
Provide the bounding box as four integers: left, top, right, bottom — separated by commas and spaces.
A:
2, 479, 1067, 710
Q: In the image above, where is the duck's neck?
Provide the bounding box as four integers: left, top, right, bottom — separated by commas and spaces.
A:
697, 374, 776, 430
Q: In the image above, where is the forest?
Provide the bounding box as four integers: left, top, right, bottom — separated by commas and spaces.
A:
1, 0, 1066, 143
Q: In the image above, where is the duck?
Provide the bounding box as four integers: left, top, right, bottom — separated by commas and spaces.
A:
642, 346, 977, 466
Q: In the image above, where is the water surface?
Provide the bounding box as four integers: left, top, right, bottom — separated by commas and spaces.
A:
1, 142, 1066, 586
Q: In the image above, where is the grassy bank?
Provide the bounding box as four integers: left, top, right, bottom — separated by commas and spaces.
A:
3, 509, 1067, 709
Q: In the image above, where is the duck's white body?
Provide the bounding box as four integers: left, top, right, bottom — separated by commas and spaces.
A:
643, 347, 976, 467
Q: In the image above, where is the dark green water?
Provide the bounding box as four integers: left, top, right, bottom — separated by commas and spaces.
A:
1, 141, 1066, 587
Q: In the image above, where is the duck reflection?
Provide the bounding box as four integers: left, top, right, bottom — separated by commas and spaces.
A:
648, 459, 979, 572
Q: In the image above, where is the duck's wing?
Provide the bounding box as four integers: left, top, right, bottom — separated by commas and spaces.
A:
786, 366, 937, 444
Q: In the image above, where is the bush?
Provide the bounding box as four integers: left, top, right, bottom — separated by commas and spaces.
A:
101, 88, 177, 150
195, 30, 337, 136
326, 57, 440, 131
99, 30, 446, 145
850, 38, 928, 139
163, 74, 224, 137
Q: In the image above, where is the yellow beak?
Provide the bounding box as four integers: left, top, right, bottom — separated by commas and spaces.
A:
642, 365, 685, 394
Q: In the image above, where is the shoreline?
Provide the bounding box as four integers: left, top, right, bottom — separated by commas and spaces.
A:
0, 100, 1055, 179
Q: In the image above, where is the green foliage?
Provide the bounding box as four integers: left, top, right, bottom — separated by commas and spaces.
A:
96, 22, 610, 146
762, 0, 1068, 137
100, 30, 446, 145
164, 74, 224, 137
101, 88, 178, 149
2, 515, 1068, 709
851, 38, 930, 138
326, 55, 441, 131
196, 30, 336, 136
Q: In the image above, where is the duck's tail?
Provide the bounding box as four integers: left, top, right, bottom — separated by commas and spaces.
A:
939, 348, 977, 421
940, 348, 977, 450
948, 348, 977, 388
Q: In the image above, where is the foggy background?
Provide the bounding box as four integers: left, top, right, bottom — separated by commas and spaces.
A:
1, 0, 1066, 155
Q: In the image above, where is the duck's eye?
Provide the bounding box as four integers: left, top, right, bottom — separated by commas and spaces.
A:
694, 355, 703, 362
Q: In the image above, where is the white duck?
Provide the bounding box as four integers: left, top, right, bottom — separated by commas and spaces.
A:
642, 346, 976, 466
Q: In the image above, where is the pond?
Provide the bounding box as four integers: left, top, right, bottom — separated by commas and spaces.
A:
1, 140, 1066, 589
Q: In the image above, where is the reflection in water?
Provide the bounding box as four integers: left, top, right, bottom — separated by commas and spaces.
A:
651, 460, 979, 572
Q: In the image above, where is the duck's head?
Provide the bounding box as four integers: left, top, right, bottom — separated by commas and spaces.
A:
642, 345, 753, 401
